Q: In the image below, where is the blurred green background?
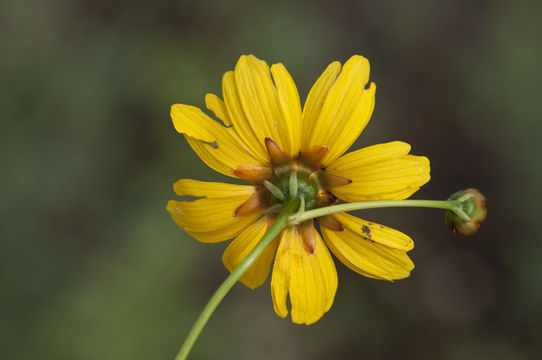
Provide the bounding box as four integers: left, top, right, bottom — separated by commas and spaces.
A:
2, 0, 541, 359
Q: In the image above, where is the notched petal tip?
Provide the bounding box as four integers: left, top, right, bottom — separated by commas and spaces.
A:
238, 54, 260, 65
205, 93, 232, 126
170, 104, 217, 143
165, 200, 183, 215
345, 54, 371, 79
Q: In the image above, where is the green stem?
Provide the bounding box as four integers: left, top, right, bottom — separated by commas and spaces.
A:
175, 199, 299, 360
290, 199, 464, 224
175, 197, 466, 359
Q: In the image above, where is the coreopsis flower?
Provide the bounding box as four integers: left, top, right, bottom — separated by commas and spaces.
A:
167, 55, 430, 324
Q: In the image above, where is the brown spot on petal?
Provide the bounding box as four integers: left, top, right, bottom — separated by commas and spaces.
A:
362, 225, 372, 239
206, 141, 218, 149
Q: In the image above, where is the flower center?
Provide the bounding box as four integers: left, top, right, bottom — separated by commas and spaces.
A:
276, 176, 317, 209
233, 138, 350, 253
234, 137, 351, 220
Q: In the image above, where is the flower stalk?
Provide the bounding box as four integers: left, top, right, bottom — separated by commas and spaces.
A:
175, 193, 484, 359
175, 199, 300, 360
289, 199, 470, 224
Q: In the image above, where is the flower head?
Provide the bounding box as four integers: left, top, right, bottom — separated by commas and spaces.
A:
167, 55, 430, 324
445, 188, 487, 236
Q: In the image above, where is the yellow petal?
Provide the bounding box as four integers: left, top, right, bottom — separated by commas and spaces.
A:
170, 104, 216, 143
222, 70, 266, 159
302, 55, 376, 165
170, 104, 266, 177
223, 55, 302, 159
271, 226, 337, 325
222, 217, 279, 289
326, 142, 430, 202
205, 93, 231, 126
234, 55, 284, 152
166, 180, 260, 243
328, 141, 412, 168
173, 179, 255, 198
321, 221, 414, 281
301, 61, 341, 149
333, 212, 414, 251
270, 63, 302, 156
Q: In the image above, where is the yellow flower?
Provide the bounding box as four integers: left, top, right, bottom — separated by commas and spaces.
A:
167, 55, 430, 324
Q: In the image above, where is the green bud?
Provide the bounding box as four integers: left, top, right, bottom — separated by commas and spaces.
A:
445, 188, 487, 236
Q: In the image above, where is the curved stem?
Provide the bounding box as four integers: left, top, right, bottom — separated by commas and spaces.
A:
290, 199, 463, 224
175, 198, 464, 359
175, 199, 299, 360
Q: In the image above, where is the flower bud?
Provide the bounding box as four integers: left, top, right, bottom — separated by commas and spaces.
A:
445, 188, 487, 236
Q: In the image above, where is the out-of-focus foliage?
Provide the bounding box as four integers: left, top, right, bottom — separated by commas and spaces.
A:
2, 0, 541, 359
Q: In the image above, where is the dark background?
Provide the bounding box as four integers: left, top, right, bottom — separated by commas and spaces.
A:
2, 0, 541, 359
